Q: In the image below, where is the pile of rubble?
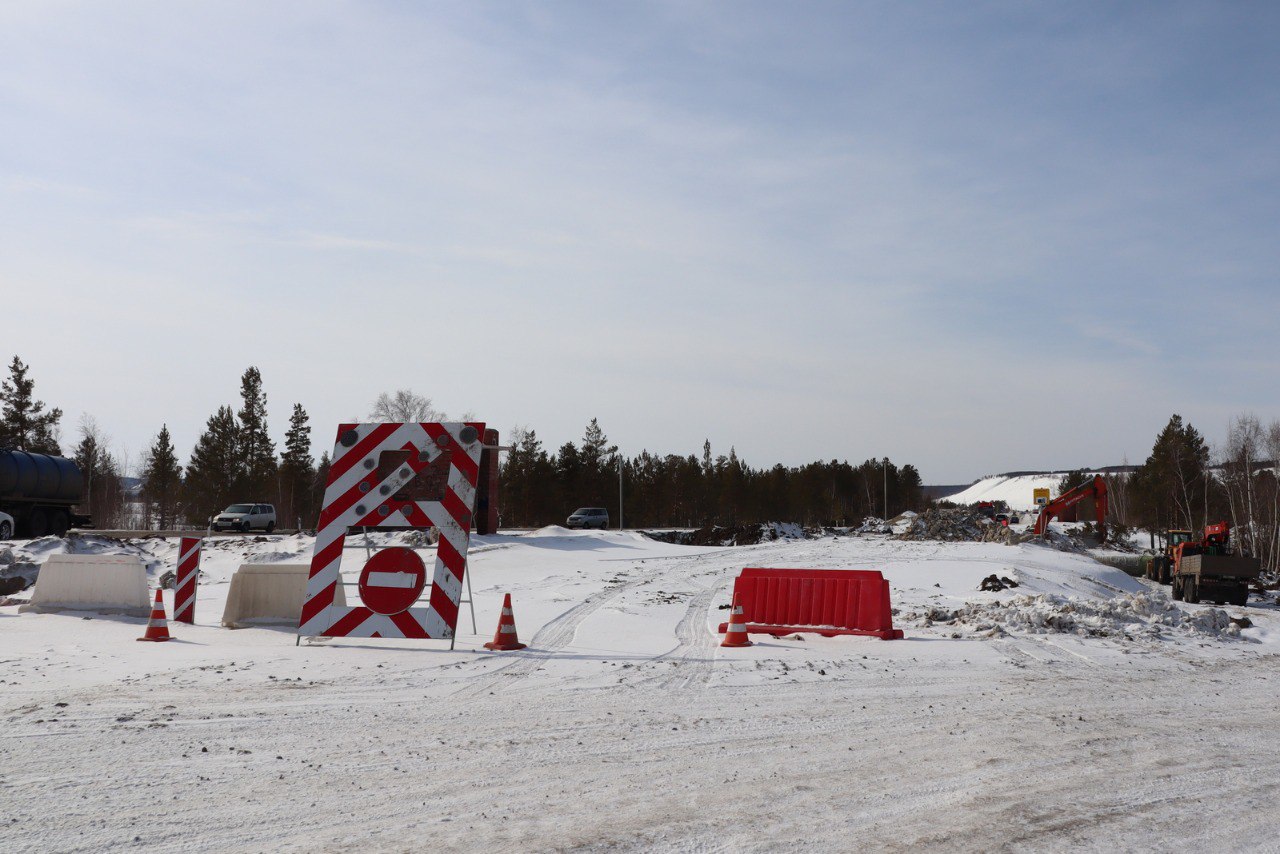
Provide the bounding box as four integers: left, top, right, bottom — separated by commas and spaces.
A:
893, 509, 1010, 543
645, 522, 819, 547
903, 590, 1254, 643
0, 548, 36, 595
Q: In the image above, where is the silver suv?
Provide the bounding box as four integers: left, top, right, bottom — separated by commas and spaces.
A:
212, 503, 277, 533
566, 507, 609, 530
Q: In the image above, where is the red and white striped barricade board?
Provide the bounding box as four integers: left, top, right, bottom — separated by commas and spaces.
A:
173, 536, 202, 624
297, 422, 485, 641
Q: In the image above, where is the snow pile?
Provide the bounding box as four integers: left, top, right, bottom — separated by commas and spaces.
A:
906, 590, 1248, 642
941, 472, 1092, 510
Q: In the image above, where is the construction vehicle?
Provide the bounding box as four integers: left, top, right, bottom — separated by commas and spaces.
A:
1033, 475, 1108, 543
976, 501, 996, 520
0, 450, 91, 537
1143, 529, 1193, 584
1169, 521, 1258, 607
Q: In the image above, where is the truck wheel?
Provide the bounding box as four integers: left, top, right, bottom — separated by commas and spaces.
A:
1171, 577, 1183, 601
1233, 589, 1249, 607
0, 520, 10, 540
266, 521, 275, 534
1185, 579, 1200, 604
49, 511, 69, 538
27, 508, 48, 538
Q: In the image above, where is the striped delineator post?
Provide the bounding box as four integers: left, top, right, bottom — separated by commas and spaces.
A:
298, 422, 486, 642
720, 592, 753, 647
483, 593, 526, 651
173, 536, 202, 625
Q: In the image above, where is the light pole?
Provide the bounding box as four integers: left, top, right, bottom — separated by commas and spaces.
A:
618, 454, 624, 530
883, 457, 888, 519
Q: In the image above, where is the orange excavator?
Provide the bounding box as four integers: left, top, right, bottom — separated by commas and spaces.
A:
1033, 475, 1108, 543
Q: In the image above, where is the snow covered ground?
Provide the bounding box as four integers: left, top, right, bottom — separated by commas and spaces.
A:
2, 528, 1278, 852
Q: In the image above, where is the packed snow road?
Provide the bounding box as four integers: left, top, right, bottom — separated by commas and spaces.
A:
2, 529, 1278, 852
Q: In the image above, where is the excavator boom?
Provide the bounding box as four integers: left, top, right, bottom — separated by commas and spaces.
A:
1033, 475, 1108, 542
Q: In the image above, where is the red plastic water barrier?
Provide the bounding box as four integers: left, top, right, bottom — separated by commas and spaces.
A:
716, 568, 904, 640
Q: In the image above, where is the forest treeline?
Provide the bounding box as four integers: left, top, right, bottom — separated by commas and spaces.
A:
500, 420, 925, 527
0, 356, 927, 530
4, 355, 1279, 578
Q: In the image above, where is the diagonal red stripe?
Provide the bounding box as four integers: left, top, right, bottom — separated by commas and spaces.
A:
442, 488, 472, 531
299, 580, 338, 627
322, 606, 375, 637
390, 610, 430, 638
329, 423, 400, 482
429, 585, 459, 630
437, 535, 464, 580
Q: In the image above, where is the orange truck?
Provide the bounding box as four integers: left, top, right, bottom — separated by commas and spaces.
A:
1169, 522, 1258, 607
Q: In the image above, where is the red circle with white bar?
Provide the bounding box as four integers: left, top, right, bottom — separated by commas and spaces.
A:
357, 547, 427, 616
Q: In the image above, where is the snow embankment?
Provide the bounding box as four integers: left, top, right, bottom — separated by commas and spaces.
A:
941, 472, 1106, 510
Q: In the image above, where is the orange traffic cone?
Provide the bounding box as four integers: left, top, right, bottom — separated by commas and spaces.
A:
720, 592, 752, 647
483, 593, 526, 651
137, 588, 172, 642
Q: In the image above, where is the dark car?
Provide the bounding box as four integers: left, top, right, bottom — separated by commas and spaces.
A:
566, 507, 610, 530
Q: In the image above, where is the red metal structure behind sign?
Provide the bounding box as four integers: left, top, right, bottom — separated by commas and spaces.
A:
716, 567, 904, 640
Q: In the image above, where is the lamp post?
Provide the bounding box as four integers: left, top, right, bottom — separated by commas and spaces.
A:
618, 454, 624, 530
883, 457, 888, 519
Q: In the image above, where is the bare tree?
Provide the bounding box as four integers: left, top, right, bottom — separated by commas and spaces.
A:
369, 390, 447, 422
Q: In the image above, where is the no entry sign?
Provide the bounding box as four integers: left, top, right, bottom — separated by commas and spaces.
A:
357, 547, 427, 615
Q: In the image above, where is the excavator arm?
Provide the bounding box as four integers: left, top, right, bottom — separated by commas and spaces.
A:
1033, 475, 1108, 543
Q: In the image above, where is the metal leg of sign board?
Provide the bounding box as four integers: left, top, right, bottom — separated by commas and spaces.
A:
450, 559, 478, 651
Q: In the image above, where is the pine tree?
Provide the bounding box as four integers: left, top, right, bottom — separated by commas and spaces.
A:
73, 426, 103, 514
0, 356, 62, 454
184, 406, 241, 522
279, 403, 315, 528
1132, 414, 1211, 533
236, 366, 277, 499
580, 417, 618, 507
310, 451, 332, 528
1057, 469, 1091, 495
140, 425, 183, 529
72, 416, 126, 528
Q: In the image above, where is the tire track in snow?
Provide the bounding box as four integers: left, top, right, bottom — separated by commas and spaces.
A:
452, 582, 631, 698
633, 583, 719, 692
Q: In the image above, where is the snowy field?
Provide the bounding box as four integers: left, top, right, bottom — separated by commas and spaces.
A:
3, 528, 1279, 852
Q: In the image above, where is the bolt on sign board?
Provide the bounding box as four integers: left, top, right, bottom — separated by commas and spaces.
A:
298, 422, 485, 641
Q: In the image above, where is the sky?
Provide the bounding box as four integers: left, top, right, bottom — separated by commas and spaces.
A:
2, 1, 1278, 484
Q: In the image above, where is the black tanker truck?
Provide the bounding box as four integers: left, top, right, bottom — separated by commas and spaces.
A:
0, 450, 91, 537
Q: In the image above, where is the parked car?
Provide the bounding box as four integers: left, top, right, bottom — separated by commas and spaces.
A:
212, 503, 277, 533
566, 507, 610, 530
0, 509, 13, 539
